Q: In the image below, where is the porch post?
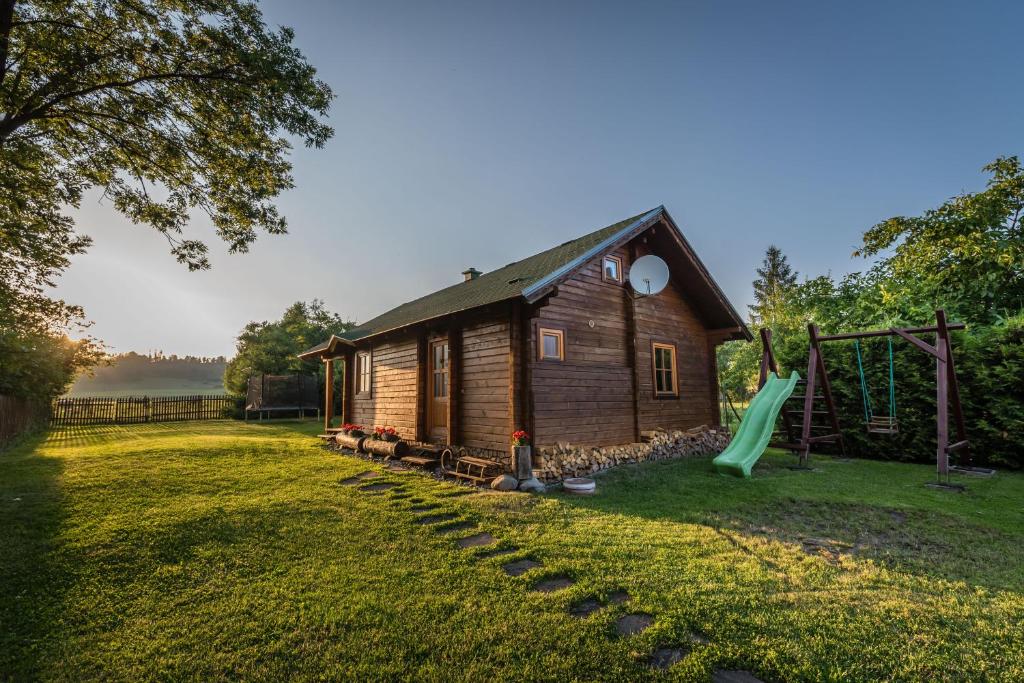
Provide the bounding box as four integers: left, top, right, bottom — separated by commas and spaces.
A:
324, 357, 334, 431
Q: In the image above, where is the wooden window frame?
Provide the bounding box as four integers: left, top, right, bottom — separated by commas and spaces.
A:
537, 327, 565, 361
356, 351, 372, 396
602, 254, 623, 284
651, 341, 679, 397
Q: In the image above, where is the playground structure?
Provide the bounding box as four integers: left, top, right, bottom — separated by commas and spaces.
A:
244, 373, 320, 421
716, 309, 974, 485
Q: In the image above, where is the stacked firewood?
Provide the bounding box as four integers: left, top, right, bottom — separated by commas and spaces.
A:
533, 425, 732, 482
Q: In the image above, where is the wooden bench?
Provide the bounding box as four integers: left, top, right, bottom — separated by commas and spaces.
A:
442, 451, 501, 484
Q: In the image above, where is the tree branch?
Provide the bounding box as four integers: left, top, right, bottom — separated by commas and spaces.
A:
0, 0, 15, 87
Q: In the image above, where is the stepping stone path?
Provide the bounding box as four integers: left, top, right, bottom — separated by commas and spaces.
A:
361, 482, 400, 493
568, 599, 602, 618
415, 513, 458, 525
435, 521, 477, 535
649, 647, 687, 670
335, 455, 710, 672
616, 613, 654, 636
712, 672, 764, 683
456, 532, 495, 549
533, 576, 574, 593
503, 559, 541, 576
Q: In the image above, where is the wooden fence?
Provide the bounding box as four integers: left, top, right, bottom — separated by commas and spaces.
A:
1, 395, 50, 447
51, 395, 238, 427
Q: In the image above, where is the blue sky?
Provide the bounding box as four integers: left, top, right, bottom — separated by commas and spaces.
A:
56, 0, 1024, 357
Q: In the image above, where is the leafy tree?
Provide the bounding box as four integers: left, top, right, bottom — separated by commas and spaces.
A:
857, 156, 1024, 324
224, 300, 352, 396
0, 0, 332, 408
1, 0, 333, 278
749, 245, 798, 325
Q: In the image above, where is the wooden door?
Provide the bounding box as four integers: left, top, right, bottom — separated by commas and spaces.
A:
427, 339, 449, 442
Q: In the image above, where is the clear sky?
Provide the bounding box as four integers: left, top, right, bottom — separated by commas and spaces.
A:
54, 0, 1024, 358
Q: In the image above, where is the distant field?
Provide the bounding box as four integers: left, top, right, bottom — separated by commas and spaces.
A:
65, 386, 227, 398
67, 378, 226, 398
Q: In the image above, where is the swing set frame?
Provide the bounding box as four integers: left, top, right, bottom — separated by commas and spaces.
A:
759, 309, 971, 484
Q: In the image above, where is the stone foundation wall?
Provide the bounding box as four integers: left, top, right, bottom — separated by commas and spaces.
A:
533, 425, 732, 482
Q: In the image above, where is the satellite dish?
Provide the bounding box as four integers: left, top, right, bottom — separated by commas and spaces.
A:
628, 255, 670, 296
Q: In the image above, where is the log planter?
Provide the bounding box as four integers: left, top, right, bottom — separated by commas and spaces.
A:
335, 433, 367, 452
364, 438, 410, 459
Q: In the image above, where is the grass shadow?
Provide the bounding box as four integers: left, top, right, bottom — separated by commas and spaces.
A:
551, 452, 1024, 592
0, 431, 72, 680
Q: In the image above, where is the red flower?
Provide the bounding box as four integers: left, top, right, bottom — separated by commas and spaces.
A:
512, 430, 530, 446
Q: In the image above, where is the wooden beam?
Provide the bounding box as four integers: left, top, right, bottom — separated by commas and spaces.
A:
341, 351, 354, 425
935, 310, 950, 479
818, 322, 965, 342
323, 358, 334, 431
509, 300, 523, 440
891, 328, 939, 358
415, 330, 427, 442
626, 241, 641, 441
940, 309, 970, 465
810, 323, 845, 457
447, 324, 462, 446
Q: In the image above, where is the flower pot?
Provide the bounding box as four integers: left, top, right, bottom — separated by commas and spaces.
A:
513, 445, 533, 480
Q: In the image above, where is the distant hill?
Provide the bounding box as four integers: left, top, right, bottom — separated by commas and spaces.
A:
68, 352, 228, 397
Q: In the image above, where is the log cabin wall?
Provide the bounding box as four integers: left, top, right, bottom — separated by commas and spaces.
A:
459, 315, 512, 454
633, 275, 714, 431
527, 236, 717, 447
350, 334, 419, 438
529, 246, 636, 447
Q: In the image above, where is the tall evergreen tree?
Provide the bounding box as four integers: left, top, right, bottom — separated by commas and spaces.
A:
749, 245, 798, 324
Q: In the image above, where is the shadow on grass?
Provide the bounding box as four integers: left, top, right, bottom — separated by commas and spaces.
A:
552, 455, 1024, 593
0, 431, 71, 680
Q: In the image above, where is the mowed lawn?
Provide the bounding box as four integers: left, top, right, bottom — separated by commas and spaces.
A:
2, 422, 1023, 682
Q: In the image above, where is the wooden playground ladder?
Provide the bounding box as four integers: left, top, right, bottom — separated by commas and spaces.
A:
759, 326, 845, 466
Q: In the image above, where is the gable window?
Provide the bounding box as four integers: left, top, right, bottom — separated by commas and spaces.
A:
652, 342, 678, 396
603, 254, 623, 283
538, 327, 565, 361
356, 352, 371, 395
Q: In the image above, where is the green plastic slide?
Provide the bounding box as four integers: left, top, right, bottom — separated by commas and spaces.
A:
713, 371, 801, 478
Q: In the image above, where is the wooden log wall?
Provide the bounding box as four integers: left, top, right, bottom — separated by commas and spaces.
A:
459, 317, 511, 453
529, 246, 636, 446
633, 274, 714, 431
527, 234, 717, 447
350, 336, 418, 438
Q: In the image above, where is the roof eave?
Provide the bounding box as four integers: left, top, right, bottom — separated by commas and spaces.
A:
296, 334, 355, 360
659, 208, 752, 341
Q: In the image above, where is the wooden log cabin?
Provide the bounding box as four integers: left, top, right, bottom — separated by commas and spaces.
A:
300, 206, 750, 466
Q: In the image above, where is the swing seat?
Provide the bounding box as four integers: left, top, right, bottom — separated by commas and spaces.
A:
867, 416, 899, 435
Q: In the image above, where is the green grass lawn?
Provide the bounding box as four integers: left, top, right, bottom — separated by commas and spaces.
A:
2, 422, 1022, 682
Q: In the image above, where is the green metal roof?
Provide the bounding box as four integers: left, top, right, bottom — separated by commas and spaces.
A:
335, 207, 661, 342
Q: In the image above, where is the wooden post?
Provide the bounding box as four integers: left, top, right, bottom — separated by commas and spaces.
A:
626, 242, 641, 441
800, 341, 818, 467
323, 358, 334, 431
342, 351, 354, 425
415, 332, 427, 442
447, 324, 462, 446
509, 301, 523, 442
935, 310, 950, 480
939, 309, 970, 466
810, 324, 845, 457
758, 328, 779, 389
